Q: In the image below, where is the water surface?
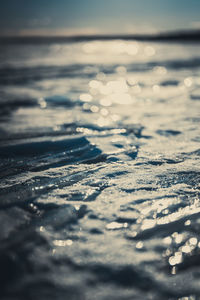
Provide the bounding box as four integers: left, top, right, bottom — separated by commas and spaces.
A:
0, 38, 200, 300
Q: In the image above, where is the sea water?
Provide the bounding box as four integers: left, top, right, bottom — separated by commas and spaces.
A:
0, 38, 200, 299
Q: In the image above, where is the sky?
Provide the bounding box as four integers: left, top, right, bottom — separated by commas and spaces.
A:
0, 0, 200, 36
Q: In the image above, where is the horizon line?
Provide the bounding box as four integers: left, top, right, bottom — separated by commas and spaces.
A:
1, 29, 200, 43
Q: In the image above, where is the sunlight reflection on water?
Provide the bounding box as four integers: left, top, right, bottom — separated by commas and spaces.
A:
0, 38, 200, 299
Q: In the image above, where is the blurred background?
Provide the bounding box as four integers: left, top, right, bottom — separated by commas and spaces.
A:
1, 1, 200, 300
1, 0, 200, 37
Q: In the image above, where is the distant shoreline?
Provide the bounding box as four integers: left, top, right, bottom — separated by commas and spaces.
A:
1, 30, 200, 44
